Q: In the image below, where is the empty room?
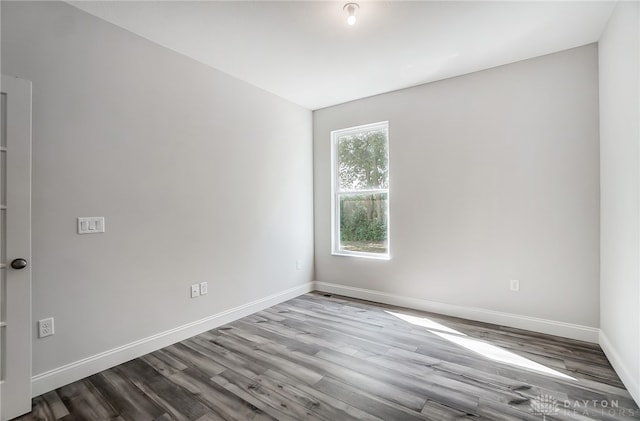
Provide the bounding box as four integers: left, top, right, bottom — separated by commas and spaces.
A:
0, 0, 639, 420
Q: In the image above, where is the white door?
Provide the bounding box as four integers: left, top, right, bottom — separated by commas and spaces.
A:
0, 75, 32, 420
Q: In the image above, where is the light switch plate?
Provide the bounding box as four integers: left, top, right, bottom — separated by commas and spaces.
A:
78, 217, 105, 234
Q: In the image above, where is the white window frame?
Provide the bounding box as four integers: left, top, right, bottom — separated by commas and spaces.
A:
331, 121, 390, 259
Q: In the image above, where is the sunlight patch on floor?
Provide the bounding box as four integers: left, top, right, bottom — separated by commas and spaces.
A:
386, 310, 576, 381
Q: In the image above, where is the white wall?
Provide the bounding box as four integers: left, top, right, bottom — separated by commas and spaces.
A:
314, 45, 600, 334
599, 1, 640, 404
1, 0, 313, 378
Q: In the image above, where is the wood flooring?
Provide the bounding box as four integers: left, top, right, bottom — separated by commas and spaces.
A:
14, 292, 640, 420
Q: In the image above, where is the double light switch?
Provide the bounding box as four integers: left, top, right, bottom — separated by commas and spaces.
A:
78, 217, 105, 234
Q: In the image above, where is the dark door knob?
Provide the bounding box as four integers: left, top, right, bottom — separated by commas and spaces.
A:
10, 258, 27, 270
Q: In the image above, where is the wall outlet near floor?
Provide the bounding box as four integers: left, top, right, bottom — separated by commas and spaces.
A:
296, 260, 302, 270
199, 282, 208, 295
190, 284, 200, 298
510, 279, 520, 292
38, 317, 55, 338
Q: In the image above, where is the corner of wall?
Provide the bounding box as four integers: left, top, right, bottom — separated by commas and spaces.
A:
599, 330, 640, 405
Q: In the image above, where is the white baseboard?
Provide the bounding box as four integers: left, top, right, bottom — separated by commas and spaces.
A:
599, 330, 640, 405
313, 281, 600, 343
31, 282, 313, 397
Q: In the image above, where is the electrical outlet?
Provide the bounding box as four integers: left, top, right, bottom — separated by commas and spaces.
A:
199, 282, 208, 295
296, 260, 302, 270
38, 317, 54, 338
510, 279, 520, 292
190, 284, 200, 298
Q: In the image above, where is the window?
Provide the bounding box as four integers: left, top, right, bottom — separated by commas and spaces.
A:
332, 121, 389, 258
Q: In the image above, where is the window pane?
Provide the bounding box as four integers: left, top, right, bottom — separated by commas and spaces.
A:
338, 129, 388, 191
339, 193, 388, 254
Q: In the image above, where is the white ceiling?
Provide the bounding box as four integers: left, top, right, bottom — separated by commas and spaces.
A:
68, 1, 616, 110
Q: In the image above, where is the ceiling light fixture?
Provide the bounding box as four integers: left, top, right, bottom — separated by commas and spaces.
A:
343, 3, 359, 26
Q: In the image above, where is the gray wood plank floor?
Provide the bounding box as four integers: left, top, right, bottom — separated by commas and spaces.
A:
14, 292, 640, 421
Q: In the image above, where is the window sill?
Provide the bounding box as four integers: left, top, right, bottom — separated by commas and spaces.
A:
331, 251, 390, 261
